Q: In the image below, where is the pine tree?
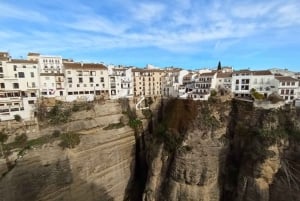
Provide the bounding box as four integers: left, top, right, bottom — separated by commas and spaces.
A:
217, 61, 221, 71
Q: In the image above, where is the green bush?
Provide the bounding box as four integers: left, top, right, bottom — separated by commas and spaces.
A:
52, 130, 61, 137
14, 133, 28, 147
251, 88, 265, 100
14, 114, 22, 122
210, 89, 217, 97
129, 118, 142, 129
59, 132, 80, 149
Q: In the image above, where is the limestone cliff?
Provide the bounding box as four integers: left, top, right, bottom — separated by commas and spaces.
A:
142, 98, 231, 201
141, 98, 300, 201
0, 101, 136, 201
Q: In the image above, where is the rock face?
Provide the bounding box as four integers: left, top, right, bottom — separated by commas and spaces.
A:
222, 100, 300, 201
1, 98, 300, 201
143, 99, 231, 201
142, 99, 300, 201
0, 101, 136, 201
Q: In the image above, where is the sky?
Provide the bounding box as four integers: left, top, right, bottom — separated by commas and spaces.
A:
0, 0, 300, 71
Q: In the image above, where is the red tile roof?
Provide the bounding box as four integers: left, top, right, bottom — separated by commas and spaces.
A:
64, 62, 107, 70
275, 76, 299, 82
7, 59, 38, 64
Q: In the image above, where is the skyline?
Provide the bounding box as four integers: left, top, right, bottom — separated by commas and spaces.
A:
0, 0, 300, 71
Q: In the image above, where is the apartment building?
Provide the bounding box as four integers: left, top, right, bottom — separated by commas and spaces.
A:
216, 72, 232, 92
275, 76, 299, 103
0, 55, 39, 121
35, 54, 65, 98
188, 71, 217, 100
107, 65, 133, 99
132, 68, 165, 97
64, 62, 109, 102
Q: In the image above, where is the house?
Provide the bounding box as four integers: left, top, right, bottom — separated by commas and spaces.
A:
232, 70, 275, 98
251, 70, 276, 96
216, 72, 232, 92
275, 76, 299, 103
107, 65, 133, 99
132, 68, 165, 97
188, 72, 217, 100
0, 57, 39, 120
33, 54, 65, 98
64, 62, 109, 102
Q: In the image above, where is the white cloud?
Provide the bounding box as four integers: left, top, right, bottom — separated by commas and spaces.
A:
231, 2, 278, 19
130, 2, 165, 23
0, 2, 48, 22
65, 15, 128, 35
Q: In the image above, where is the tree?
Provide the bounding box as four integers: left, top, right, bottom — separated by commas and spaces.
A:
0, 129, 8, 157
217, 61, 222, 71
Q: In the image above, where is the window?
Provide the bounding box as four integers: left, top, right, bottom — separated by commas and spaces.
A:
67, 71, 71, 74
68, 92, 73, 95
42, 92, 47, 95
79, 77, 83, 83
100, 77, 104, 82
69, 84, 72, 88
30, 72, 34, 77
32, 82, 36, 88
18, 72, 25, 78
89, 77, 94, 83
68, 78, 72, 83
31, 92, 36, 97
13, 83, 19, 89
236, 80, 239, 84
0, 83, 4, 88
28, 100, 35, 104
74, 91, 78, 95
291, 82, 295, 86
291, 89, 294, 95
13, 65, 17, 71
23, 65, 26, 68
0, 67, 3, 73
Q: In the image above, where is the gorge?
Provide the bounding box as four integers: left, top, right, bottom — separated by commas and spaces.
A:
0, 97, 299, 201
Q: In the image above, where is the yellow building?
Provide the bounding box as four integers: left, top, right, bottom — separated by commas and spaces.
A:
132, 68, 165, 97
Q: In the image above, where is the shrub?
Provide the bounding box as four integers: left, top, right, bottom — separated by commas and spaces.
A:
59, 132, 80, 149
0, 130, 8, 143
14, 133, 28, 147
251, 88, 265, 100
14, 114, 22, 122
210, 89, 217, 97
52, 130, 61, 137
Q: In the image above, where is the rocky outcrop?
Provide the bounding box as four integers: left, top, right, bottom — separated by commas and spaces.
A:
143, 99, 231, 201
0, 100, 136, 201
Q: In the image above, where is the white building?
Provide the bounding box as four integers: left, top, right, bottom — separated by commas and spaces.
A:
107, 65, 133, 99
275, 76, 299, 103
34, 54, 65, 98
188, 72, 217, 100
232, 70, 275, 98
64, 62, 109, 102
216, 72, 232, 92
0, 55, 39, 121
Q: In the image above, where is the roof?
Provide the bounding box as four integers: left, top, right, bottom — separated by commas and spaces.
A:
7, 59, 38, 64
253, 70, 272, 76
217, 72, 232, 78
132, 68, 164, 73
275, 76, 299, 82
27, 52, 40, 56
199, 72, 216, 77
63, 62, 107, 70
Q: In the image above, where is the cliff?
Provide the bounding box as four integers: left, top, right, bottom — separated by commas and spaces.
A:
141, 98, 300, 201
0, 100, 136, 201
0, 98, 299, 201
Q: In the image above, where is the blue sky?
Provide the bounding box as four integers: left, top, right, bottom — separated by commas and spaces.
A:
0, 0, 300, 71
